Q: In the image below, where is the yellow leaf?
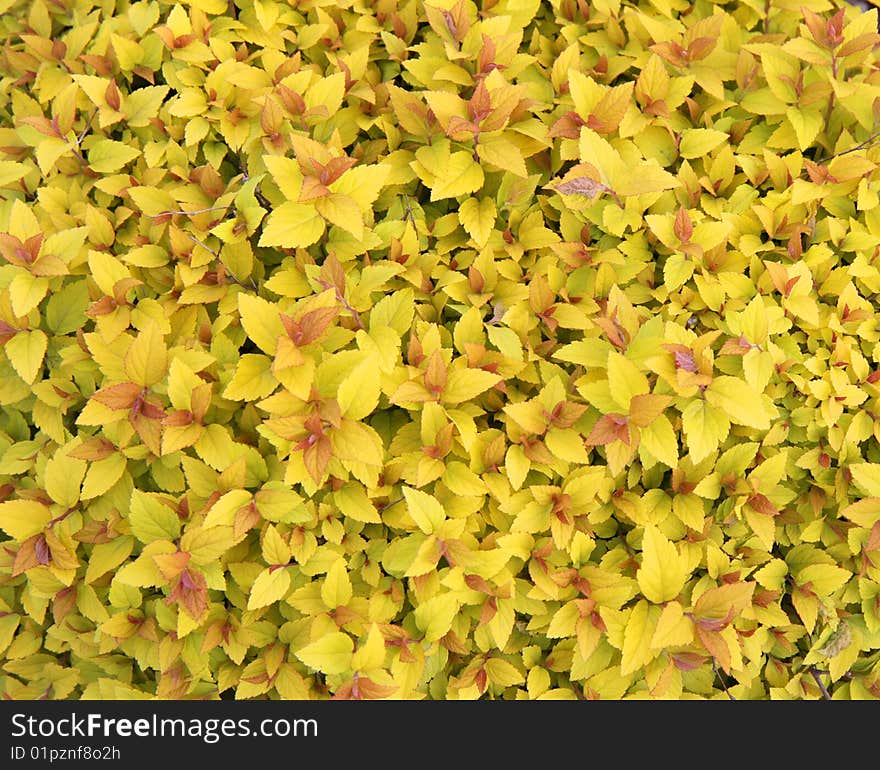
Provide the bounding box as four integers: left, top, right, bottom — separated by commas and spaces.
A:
0, 161, 28, 187
295, 631, 354, 675
679, 129, 729, 159
545, 428, 590, 464
81, 453, 127, 500
337, 361, 380, 420
274, 664, 311, 699
127, 185, 176, 217
115, 547, 170, 587
705, 376, 773, 430
681, 400, 728, 463
110, 32, 143, 70
202, 489, 252, 527
122, 86, 170, 127
124, 322, 167, 387
85, 536, 134, 584
672, 495, 704, 531
505, 444, 530, 491
402, 486, 446, 534
351, 624, 387, 672
743, 507, 776, 550
441, 368, 501, 404
615, 162, 680, 197
849, 465, 880, 497
0, 500, 51, 541
608, 351, 649, 410
181, 526, 234, 565
238, 293, 284, 356
254, 483, 309, 524
694, 582, 755, 620
258, 202, 325, 249
87, 139, 140, 173
263, 155, 304, 201
578, 128, 625, 190
222, 354, 277, 401
414, 593, 460, 642
650, 601, 694, 649
44, 453, 86, 508
330, 420, 384, 466
314, 193, 364, 239
335, 484, 382, 524
797, 564, 851, 597
639, 414, 678, 468
321, 558, 353, 609
477, 134, 528, 177
786, 107, 823, 151
260, 524, 291, 565
5, 329, 47, 384
547, 602, 578, 638
332, 164, 391, 211
9, 273, 49, 317
485, 658, 525, 687
247, 567, 291, 610
305, 72, 346, 115
459, 197, 497, 247
418, 145, 484, 200
637, 525, 689, 603
621, 600, 658, 675
129, 490, 181, 544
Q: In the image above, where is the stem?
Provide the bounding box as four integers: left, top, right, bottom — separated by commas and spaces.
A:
713, 661, 737, 701
185, 234, 256, 290
402, 194, 416, 227
813, 128, 880, 165
823, 53, 838, 143
77, 108, 99, 146
149, 205, 230, 219
763, 0, 770, 34
336, 289, 365, 330
234, 152, 273, 211
809, 666, 833, 701
48, 507, 77, 529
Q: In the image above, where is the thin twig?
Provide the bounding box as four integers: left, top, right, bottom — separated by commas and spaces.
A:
713, 661, 737, 701
148, 205, 230, 219
76, 108, 99, 146
402, 193, 417, 227
814, 128, 880, 165
185, 234, 256, 290
253, 186, 273, 212
234, 152, 273, 212
809, 666, 833, 701
336, 289, 365, 330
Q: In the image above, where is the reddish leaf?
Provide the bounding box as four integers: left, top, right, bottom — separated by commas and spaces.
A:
92, 382, 142, 410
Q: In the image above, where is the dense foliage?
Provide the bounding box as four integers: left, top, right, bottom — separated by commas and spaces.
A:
1, 0, 880, 700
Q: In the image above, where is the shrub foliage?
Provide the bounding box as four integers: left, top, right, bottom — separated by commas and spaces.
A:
1, 0, 880, 700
